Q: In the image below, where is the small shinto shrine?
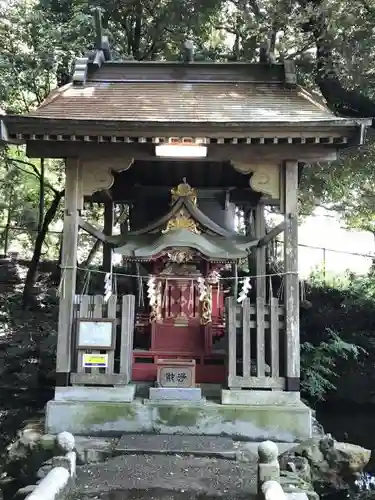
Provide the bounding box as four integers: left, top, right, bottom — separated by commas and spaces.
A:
3, 13, 369, 440
114, 179, 258, 384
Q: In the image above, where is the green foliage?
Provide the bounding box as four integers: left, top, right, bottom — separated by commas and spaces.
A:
299, 268, 375, 405
299, 133, 375, 230
0, 147, 64, 258
301, 328, 365, 404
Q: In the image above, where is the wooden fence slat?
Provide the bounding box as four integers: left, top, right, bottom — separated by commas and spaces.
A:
256, 297, 265, 377
120, 294, 135, 384
106, 295, 117, 375
226, 299, 286, 391
242, 298, 251, 379
270, 296, 280, 377
226, 296, 237, 386
235, 320, 284, 328
71, 293, 137, 386
71, 295, 80, 371
90, 295, 104, 375
77, 295, 90, 374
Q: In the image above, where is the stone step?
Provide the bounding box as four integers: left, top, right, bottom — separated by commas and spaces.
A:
115, 433, 238, 459
73, 435, 296, 465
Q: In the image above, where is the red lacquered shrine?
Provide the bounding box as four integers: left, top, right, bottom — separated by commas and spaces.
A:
114, 180, 257, 383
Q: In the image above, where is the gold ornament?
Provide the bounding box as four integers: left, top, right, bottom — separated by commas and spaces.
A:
170, 178, 197, 205
167, 249, 195, 264
163, 179, 200, 234
162, 209, 201, 234
200, 284, 212, 325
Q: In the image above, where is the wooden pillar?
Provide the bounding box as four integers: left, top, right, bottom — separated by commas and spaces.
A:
255, 204, 266, 300
56, 158, 82, 386
254, 204, 266, 377
103, 201, 113, 272
283, 160, 300, 391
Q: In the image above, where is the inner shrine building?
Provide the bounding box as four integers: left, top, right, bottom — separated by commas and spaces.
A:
3, 24, 369, 440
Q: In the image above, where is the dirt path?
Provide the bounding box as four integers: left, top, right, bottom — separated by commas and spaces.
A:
72, 454, 257, 500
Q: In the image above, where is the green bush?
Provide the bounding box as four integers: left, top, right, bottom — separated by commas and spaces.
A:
299, 269, 375, 406
300, 328, 365, 405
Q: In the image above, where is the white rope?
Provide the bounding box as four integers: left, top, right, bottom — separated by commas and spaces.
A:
61, 266, 298, 281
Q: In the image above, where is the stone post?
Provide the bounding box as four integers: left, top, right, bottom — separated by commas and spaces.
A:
261, 480, 287, 500
258, 440, 280, 493
52, 431, 76, 478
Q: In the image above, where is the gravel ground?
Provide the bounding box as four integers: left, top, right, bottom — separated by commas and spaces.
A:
72, 454, 257, 500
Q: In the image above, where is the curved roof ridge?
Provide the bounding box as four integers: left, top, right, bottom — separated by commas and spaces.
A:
128, 198, 184, 235
127, 194, 242, 238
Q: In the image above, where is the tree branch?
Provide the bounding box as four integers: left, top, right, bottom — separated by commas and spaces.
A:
6, 157, 60, 194
286, 40, 315, 59
298, 0, 375, 126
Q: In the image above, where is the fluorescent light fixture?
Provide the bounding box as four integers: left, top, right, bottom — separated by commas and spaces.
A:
155, 144, 207, 158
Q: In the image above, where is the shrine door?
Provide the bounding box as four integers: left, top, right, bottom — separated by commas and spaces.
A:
151, 278, 204, 354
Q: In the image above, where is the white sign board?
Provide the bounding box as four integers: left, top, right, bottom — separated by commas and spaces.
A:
77, 319, 114, 349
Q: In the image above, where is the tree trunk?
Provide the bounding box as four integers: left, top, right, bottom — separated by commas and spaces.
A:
133, 0, 142, 59
50, 233, 63, 285
83, 239, 102, 268
22, 189, 64, 307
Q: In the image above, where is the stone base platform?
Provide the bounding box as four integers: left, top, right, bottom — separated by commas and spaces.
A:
45, 393, 311, 441
149, 387, 203, 401
54, 385, 136, 402
221, 390, 301, 405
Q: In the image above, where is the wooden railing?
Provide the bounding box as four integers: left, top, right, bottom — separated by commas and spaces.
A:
70, 294, 135, 386
225, 296, 285, 390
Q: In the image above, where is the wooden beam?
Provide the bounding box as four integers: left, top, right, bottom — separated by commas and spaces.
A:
255, 204, 266, 300
56, 158, 82, 383
103, 201, 114, 271
79, 217, 120, 245
25, 141, 339, 163
283, 160, 300, 387
257, 221, 285, 247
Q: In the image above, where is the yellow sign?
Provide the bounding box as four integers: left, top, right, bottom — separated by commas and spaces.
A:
82, 353, 108, 368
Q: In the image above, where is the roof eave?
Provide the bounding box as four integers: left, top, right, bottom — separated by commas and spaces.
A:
4, 115, 370, 132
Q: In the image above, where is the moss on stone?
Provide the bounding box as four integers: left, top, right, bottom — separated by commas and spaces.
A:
39, 434, 56, 451
217, 405, 303, 432
79, 403, 138, 426
47, 399, 310, 440
155, 405, 203, 427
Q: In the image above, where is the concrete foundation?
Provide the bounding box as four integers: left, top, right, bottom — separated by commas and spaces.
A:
149, 387, 202, 401
45, 397, 312, 442
54, 385, 136, 402
221, 390, 301, 406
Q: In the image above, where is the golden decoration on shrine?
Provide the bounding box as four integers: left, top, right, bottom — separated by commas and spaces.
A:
163, 179, 201, 234
200, 284, 212, 325
171, 178, 198, 205
162, 209, 201, 234
167, 249, 195, 264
